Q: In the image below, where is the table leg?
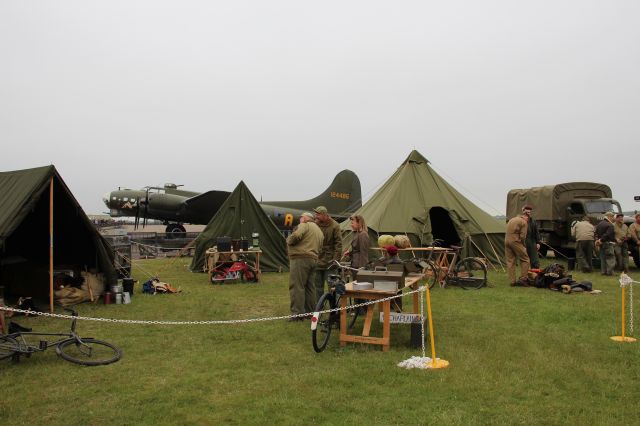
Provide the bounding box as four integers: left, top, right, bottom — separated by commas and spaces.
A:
362, 304, 374, 337
382, 300, 390, 352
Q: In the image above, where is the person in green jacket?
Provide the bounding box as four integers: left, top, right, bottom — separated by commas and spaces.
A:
313, 206, 343, 303
286, 212, 324, 321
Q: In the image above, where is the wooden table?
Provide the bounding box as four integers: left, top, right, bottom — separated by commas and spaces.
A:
339, 273, 425, 352
205, 249, 262, 282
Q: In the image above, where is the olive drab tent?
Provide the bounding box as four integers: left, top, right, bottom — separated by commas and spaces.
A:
190, 181, 289, 273
0, 166, 117, 311
340, 150, 506, 267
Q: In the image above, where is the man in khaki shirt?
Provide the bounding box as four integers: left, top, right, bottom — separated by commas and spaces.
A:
613, 213, 629, 273
286, 212, 324, 320
628, 213, 640, 249
505, 207, 530, 286
571, 216, 595, 272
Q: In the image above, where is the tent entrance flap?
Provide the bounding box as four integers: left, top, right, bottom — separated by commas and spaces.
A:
429, 207, 461, 248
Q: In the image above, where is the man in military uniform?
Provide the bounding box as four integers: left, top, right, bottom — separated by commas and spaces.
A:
313, 206, 343, 302
595, 212, 616, 276
613, 213, 629, 273
571, 216, 595, 272
505, 207, 530, 286
522, 205, 541, 268
287, 212, 324, 321
628, 213, 640, 266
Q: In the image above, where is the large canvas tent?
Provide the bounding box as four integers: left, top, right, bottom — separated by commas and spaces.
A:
0, 166, 117, 310
191, 181, 289, 273
340, 150, 506, 266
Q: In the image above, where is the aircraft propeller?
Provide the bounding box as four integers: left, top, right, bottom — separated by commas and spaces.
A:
135, 187, 151, 230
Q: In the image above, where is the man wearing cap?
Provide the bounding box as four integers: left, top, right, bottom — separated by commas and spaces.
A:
505, 208, 530, 286
613, 213, 629, 273
313, 206, 343, 302
571, 216, 595, 273
522, 205, 541, 269
628, 214, 640, 266
595, 212, 616, 276
286, 212, 324, 321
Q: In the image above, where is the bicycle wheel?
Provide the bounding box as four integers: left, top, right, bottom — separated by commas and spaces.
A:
311, 293, 335, 353
454, 258, 487, 290
0, 336, 19, 360
346, 297, 359, 329
421, 260, 440, 289
56, 338, 122, 366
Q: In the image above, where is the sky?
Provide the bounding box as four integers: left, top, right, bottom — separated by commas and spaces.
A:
1, 1, 639, 216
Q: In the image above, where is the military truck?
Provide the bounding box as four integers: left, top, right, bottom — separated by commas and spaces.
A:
506, 182, 638, 265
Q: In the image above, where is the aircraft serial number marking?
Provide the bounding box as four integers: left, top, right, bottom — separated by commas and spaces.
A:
330, 192, 350, 200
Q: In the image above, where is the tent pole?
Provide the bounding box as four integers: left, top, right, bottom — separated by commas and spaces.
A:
467, 235, 497, 271
49, 177, 54, 313
482, 232, 505, 272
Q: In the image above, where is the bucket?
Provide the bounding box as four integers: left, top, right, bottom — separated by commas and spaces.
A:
232, 239, 241, 251
115, 293, 122, 304
122, 292, 131, 304
241, 239, 249, 251
122, 278, 135, 296
103, 292, 114, 304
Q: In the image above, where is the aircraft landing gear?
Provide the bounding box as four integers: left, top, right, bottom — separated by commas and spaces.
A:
165, 223, 186, 238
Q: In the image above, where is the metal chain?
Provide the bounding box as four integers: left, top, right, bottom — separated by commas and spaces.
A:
131, 241, 192, 251
420, 286, 426, 358
0, 288, 422, 326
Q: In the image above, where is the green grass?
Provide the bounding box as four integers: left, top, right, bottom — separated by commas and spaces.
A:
1, 258, 639, 425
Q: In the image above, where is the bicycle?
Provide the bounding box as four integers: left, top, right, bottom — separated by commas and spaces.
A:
0, 308, 122, 366
429, 245, 488, 290
311, 262, 361, 353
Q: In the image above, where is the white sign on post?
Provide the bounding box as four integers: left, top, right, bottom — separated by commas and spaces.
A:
379, 312, 422, 324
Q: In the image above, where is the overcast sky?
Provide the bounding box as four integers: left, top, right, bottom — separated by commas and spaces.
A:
1, 1, 639, 216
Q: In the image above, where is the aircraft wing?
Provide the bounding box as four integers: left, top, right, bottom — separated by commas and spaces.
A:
182, 190, 231, 224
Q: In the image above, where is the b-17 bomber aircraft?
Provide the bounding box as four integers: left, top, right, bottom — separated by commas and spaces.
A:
103, 170, 362, 234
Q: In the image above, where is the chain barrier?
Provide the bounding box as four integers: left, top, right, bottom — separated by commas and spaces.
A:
131, 241, 193, 252
420, 286, 426, 358
0, 288, 422, 326
619, 273, 638, 336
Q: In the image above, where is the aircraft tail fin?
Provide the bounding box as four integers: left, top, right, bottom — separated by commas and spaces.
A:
265, 170, 362, 218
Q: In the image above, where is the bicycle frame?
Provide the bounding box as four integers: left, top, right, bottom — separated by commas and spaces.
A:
1, 309, 122, 366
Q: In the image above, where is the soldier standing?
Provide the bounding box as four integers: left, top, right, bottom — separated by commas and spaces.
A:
571, 216, 595, 272
595, 212, 616, 276
286, 212, 324, 321
522, 205, 541, 268
313, 206, 343, 302
613, 213, 629, 273
628, 214, 640, 260
505, 207, 530, 286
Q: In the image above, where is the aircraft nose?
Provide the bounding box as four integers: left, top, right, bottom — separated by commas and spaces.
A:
102, 192, 111, 208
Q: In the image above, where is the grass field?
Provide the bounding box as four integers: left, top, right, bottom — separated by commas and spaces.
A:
1, 258, 639, 425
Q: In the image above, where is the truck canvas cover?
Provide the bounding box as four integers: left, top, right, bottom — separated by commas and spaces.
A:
506, 182, 612, 220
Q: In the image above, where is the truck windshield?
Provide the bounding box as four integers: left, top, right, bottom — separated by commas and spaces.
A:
584, 201, 621, 214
